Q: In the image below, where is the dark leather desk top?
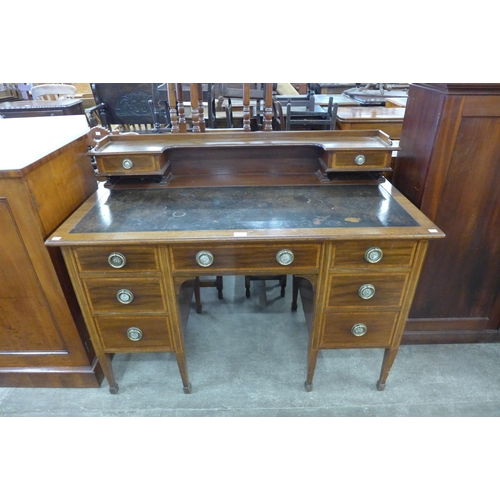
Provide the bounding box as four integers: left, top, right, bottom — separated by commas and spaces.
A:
70, 184, 418, 235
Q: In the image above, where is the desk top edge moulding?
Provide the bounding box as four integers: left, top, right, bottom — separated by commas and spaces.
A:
45, 126, 444, 394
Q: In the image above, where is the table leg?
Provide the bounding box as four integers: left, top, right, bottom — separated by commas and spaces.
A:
376, 347, 399, 391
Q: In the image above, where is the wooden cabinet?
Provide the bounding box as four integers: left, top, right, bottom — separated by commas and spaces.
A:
0, 116, 102, 387
47, 131, 443, 393
392, 83, 500, 343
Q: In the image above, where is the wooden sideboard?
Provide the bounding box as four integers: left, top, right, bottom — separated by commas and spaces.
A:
0, 116, 102, 387
46, 130, 443, 393
393, 83, 500, 343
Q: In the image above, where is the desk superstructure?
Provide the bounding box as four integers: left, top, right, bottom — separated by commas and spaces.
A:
47, 129, 443, 393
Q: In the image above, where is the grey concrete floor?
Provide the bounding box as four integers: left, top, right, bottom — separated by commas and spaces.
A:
2, 275, 500, 417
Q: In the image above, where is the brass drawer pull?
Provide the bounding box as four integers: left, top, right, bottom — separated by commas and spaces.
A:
117, 289, 134, 304
364, 247, 383, 263
108, 252, 126, 269
358, 284, 376, 299
126, 327, 143, 341
122, 158, 133, 169
351, 323, 368, 337
196, 250, 214, 267
355, 154, 366, 165
276, 249, 294, 266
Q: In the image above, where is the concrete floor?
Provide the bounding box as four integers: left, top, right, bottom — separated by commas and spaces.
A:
2, 275, 500, 417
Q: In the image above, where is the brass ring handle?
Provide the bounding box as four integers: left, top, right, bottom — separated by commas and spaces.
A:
351, 323, 368, 337
122, 159, 133, 169
364, 247, 383, 264
195, 250, 214, 267
108, 252, 126, 269
358, 284, 376, 300
355, 154, 366, 165
117, 289, 134, 304
126, 327, 143, 341
276, 249, 294, 266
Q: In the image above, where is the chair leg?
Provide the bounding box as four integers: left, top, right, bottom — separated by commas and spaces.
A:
245, 276, 251, 298
291, 275, 298, 311
194, 277, 202, 314
280, 275, 287, 297
216, 275, 223, 299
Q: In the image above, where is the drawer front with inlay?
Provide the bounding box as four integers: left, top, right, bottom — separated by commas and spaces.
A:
325, 151, 392, 171
95, 315, 173, 351
83, 278, 166, 312
327, 273, 408, 308
74, 246, 159, 273
96, 153, 168, 175
320, 311, 398, 348
332, 240, 416, 269
170, 243, 320, 273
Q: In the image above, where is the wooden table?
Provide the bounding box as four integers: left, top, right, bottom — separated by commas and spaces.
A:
46, 129, 443, 394
336, 106, 406, 139
314, 94, 359, 107
0, 98, 85, 118
0, 116, 101, 387
385, 97, 407, 108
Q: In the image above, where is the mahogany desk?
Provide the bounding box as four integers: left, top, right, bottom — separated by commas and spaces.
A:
46, 130, 443, 394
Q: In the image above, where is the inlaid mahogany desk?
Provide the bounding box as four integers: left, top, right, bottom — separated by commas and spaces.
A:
46, 130, 443, 394
0, 98, 85, 118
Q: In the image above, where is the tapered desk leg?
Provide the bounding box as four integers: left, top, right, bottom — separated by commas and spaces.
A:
175, 351, 192, 394
305, 347, 319, 391
376, 347, 399, 391
99, 353, 119, 394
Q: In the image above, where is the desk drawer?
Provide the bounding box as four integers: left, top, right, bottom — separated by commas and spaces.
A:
320, 311, 398, 348
327, 273, 408, 308
170, 243, 320, 273
332, 240, 416, 269
95, 152, 168, 175
95, 315, 173, 351
83, 278, 166, 312
323, 151, 392, 171
74, 246, 159, 273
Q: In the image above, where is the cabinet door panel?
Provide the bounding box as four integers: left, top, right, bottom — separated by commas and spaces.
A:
0, 200, 65, 351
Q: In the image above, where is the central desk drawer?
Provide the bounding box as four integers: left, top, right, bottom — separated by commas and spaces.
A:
83, 278, 167, 312
74, 246, 159, 273
170, 243, 320, 273
95, 153, 168, 175
95, 315, 173, 351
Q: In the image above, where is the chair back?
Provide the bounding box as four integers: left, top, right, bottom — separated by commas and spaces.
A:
31, 84, 77, 100
88, 83, 167, 132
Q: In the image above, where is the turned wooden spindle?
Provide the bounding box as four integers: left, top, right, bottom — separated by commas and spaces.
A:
190, 83, 201, 133
176, 83, 187, 132
263, 83, 273, 131
243, 83, 251, 131
167, 83, 179, 133
197, 83, 205, 132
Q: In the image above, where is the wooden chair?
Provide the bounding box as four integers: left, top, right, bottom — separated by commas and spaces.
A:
85, 83, 169, 133
30, 84, 77, 100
